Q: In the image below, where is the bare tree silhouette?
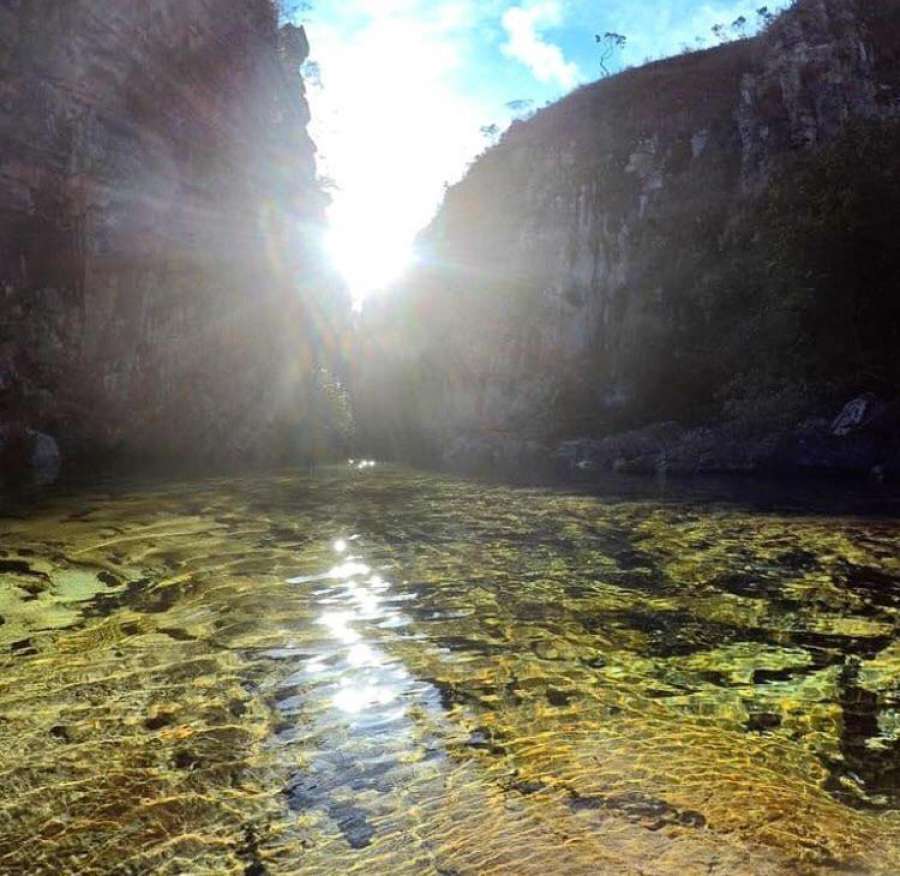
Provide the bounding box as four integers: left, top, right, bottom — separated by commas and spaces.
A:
595, 32, 627, 77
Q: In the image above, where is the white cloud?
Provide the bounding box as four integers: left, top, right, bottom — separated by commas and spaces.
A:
501, 2, 579, 89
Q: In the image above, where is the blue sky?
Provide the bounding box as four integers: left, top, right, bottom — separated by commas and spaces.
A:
293, 0, 789, 300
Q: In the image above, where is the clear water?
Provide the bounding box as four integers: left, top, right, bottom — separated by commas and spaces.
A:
2, 464, 900, 874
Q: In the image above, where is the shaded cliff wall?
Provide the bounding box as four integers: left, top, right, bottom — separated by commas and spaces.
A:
355, 0, 900, 463
0, 0, 345, 466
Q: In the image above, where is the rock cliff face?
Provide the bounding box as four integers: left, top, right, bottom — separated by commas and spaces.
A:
0, 0, 342, 471
355, 0, 900, 474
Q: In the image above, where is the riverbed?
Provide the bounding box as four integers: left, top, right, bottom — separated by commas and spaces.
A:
1, 464, 899, 874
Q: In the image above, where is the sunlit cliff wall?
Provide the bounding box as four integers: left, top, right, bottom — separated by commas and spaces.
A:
0, 0, 344, 468
356, 0, 900, 471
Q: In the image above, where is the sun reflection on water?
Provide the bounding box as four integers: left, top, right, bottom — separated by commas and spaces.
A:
318, 610, 361, 645
288, 535, 418, 718
332, 681, 400, 715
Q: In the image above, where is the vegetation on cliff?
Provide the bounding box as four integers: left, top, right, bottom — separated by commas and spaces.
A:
352, 0, 900, 476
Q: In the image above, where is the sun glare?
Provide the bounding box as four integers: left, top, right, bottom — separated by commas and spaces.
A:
326, 223, 412, 305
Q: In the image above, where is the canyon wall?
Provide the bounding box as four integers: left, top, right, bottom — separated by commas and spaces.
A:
356, 0, 900, 475
0, 0, 345, 472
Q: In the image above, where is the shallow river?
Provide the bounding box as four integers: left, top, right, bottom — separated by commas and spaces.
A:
2, 464, 900, 874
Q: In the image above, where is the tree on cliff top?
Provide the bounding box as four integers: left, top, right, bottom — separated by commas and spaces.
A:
595, 32, 627, 77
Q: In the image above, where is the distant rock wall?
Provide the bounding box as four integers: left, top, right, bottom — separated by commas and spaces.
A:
0, 0, 342, 470
354, 0, 900, 472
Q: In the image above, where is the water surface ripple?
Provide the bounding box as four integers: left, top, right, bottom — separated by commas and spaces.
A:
1, 465, 900, 874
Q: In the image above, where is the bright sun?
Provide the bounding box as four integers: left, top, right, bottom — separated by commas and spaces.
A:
326, 223, 412, 305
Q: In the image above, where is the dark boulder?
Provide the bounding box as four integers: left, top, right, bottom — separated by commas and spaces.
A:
773, 397, 900, 477
0, 423, 61, 485
556, 422, 684, 474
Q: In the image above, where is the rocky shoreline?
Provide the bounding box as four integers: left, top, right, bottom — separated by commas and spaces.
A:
442, 395, 900, 483
5, 394, 896, 490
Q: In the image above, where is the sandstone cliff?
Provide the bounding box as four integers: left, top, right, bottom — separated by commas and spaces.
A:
0, 0, 344, 473
355, 0, 900, 476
